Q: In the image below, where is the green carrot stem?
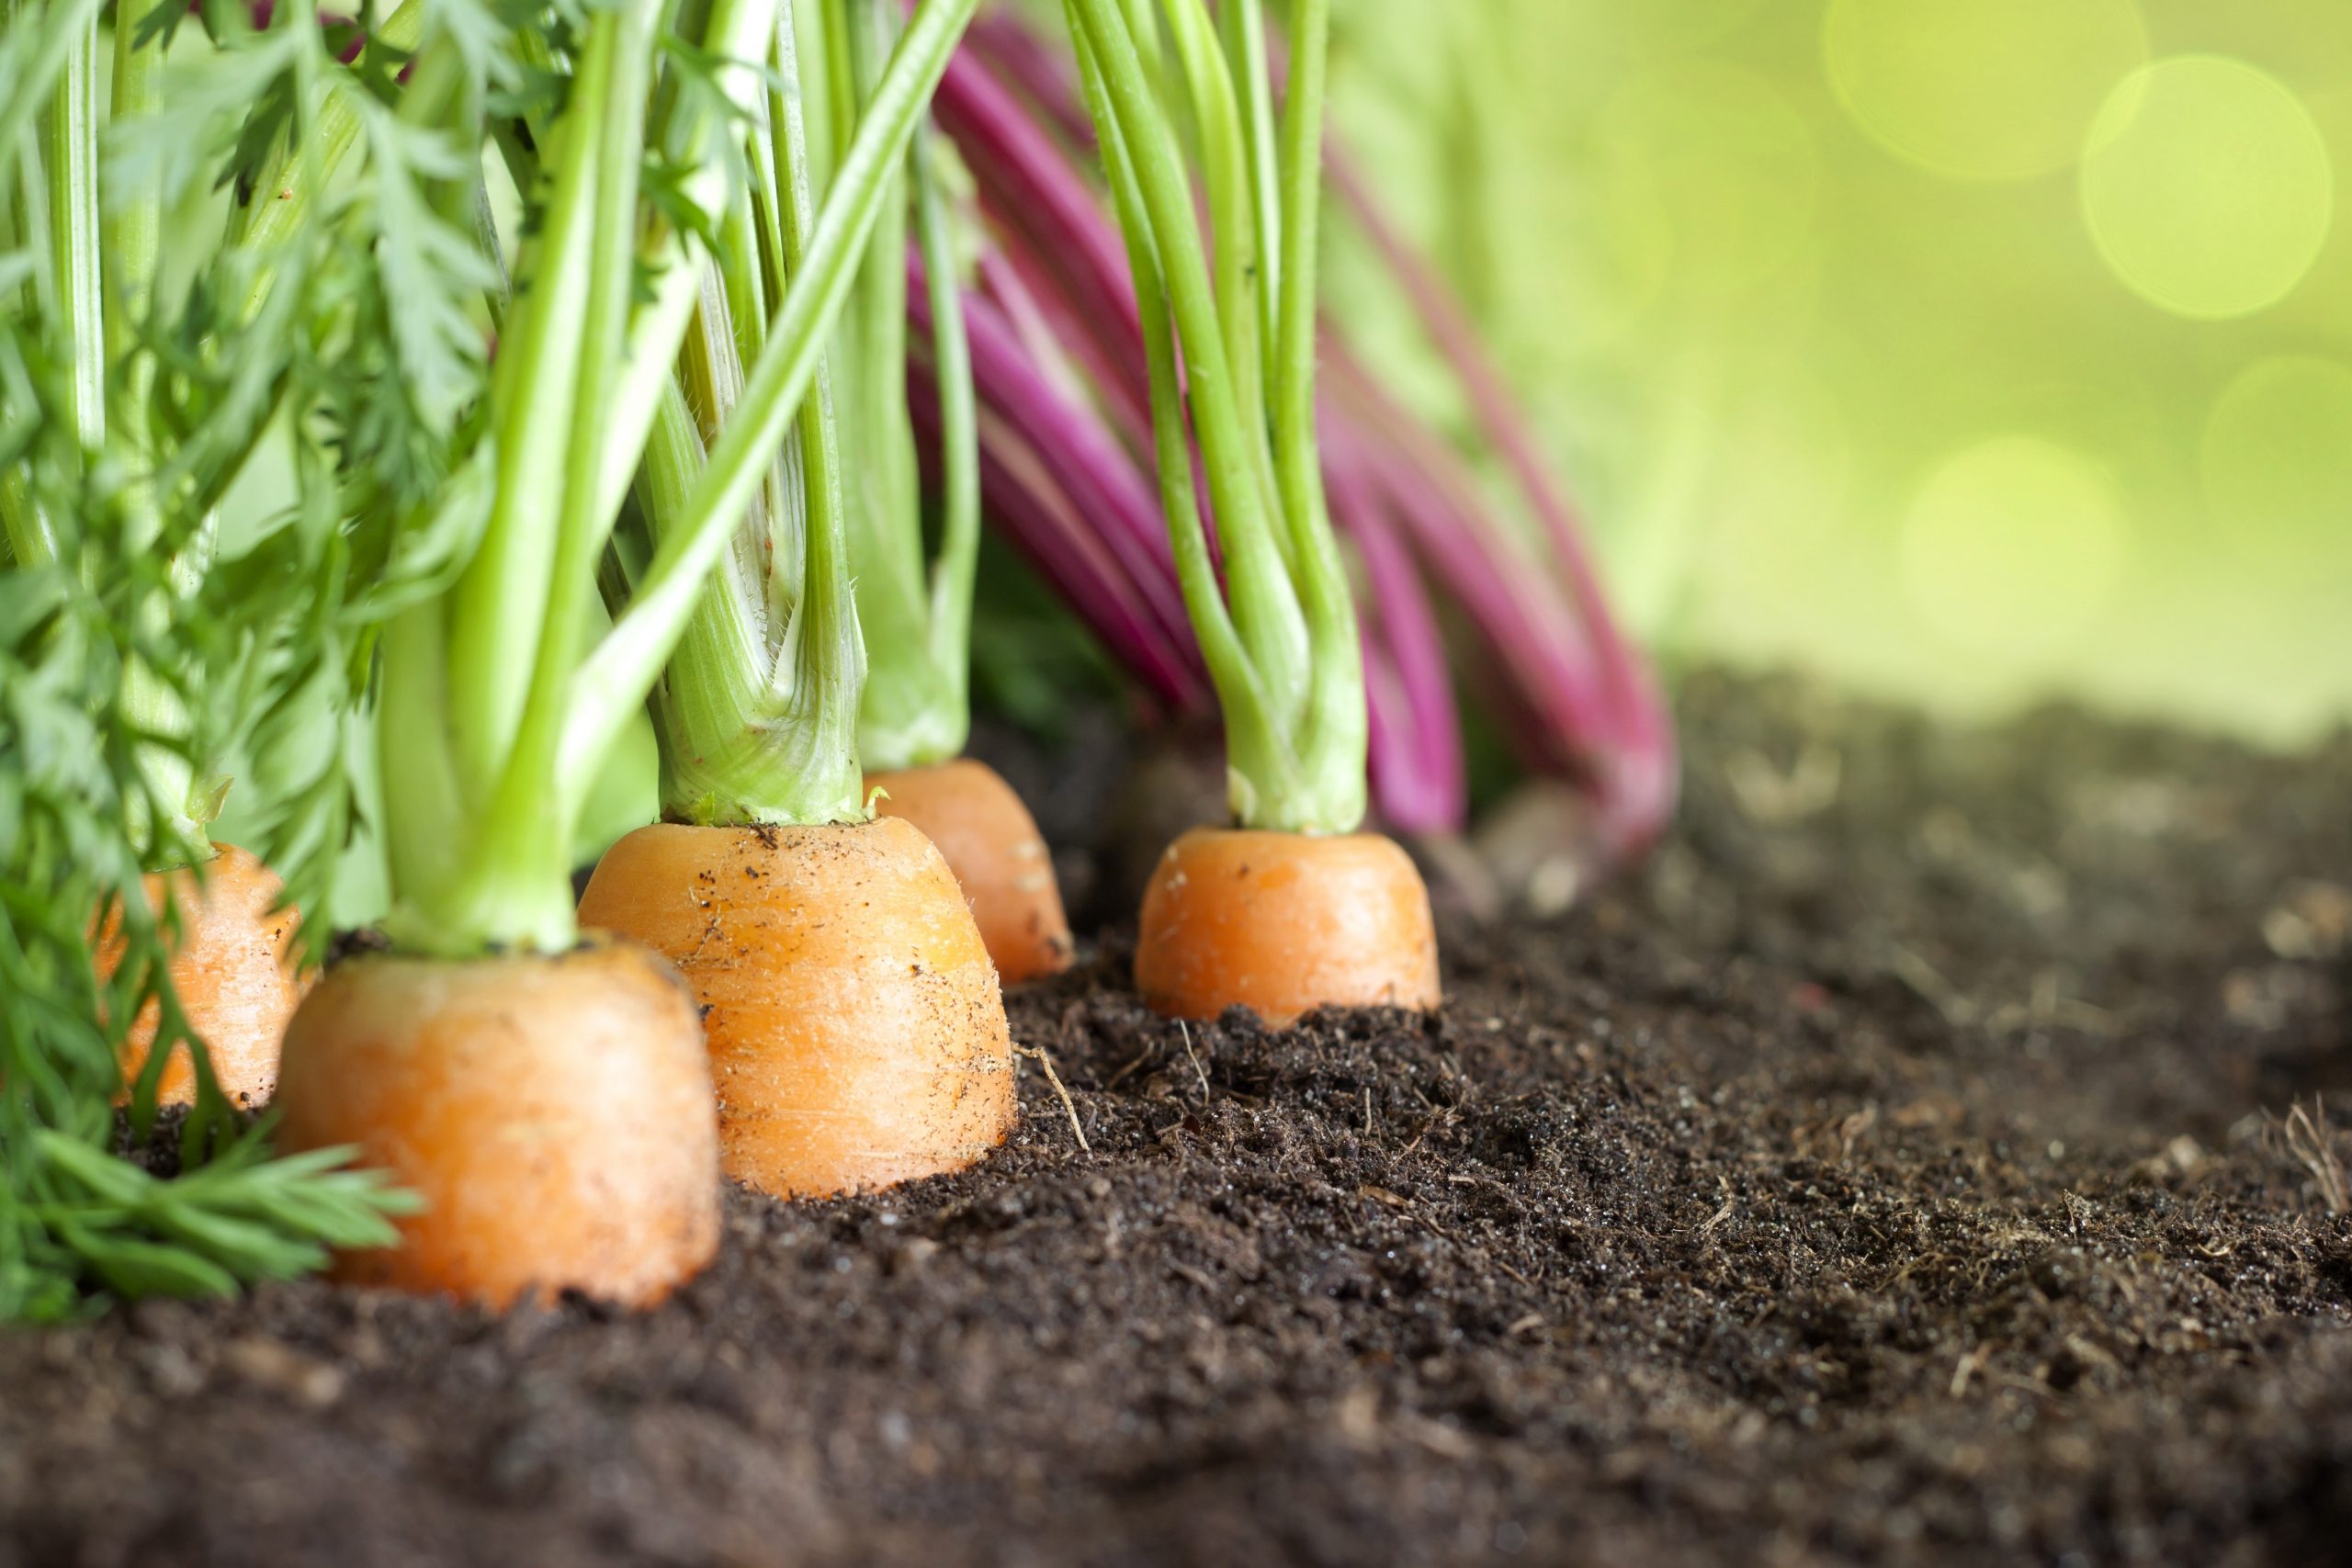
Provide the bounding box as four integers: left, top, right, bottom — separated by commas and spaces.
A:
588, 0, 776, 549
560, 0, 981, 806
442, 0, 661, 953
910, 120, 979, 721
105, 0, 161, 421
1064, 0, 1307, 725
390, 0, 662, 953
228, 0, 426, 286
437, 14, 606, 815
841, 0, 970, 773
47, 11, 99, 457
1064, 15, 1293, 819
1162, 0, 1262, 457
1064, 0, 1363, 833
1264, 0, 1363, 806
1162, 0, 1292, 584
633, 0, 864, 826
1220, 0, 1282, 380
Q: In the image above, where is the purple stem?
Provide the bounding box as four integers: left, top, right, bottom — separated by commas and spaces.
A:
966, 10, 1098, 147
1325, 151, 1676, 848
1327, 457, 1466, 834
934, 54, 1149, 429
1322, 368, 1667, 859
910, 359, 1205, 711
916, 262, 1202, 665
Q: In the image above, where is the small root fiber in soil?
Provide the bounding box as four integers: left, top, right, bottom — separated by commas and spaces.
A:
5, 671, 2352, 1568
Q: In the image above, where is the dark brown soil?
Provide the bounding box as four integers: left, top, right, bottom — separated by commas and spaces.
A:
7, 671, 2352, 1568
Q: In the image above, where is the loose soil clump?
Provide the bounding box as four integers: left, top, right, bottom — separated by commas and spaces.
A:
6, 671, 2351, 1567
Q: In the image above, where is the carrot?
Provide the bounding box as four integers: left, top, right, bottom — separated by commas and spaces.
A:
867, 759, 1074, 983
842, 9, 1071, 986
578, 817, 1016, 1198
1136, 826, 1440, 1025
243, 0, 981, 1308
96, 844, 305, 1111
272, 938, 720, 1308
1054, 2, 1442, 1026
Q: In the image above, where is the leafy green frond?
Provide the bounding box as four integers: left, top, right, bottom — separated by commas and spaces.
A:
0, 0, 460, 1318
11, 1130, 413, 1316
352, 100, 500, 436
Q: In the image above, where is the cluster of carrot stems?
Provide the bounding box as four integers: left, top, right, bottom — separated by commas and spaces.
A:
0, 0, 1001, 1314
1, 0, 1663, 1315
932, 8, 1674, 861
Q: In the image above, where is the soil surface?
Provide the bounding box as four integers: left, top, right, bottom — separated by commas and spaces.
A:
6, 671, 2352, 1568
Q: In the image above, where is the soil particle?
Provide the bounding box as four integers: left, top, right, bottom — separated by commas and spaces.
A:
7, 671, 2352, 1567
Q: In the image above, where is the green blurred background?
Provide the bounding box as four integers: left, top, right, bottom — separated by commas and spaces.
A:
1322, 0, 2352, 744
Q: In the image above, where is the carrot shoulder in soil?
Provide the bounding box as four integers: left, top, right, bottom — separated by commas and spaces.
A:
267, 0, 979, 1304
1061, 0, 1440, 1025
577, 0, 1013, 1201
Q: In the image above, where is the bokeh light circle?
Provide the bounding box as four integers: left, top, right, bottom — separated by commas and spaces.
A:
2081, 57, 2334, 320
1824, 0, 2149, 181
1899, 437, 2127, 663
2199, 356, 2352, 551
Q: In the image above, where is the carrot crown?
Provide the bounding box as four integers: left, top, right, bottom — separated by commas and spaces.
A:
1062, 0, 1365, 836
370, 0, 978, 945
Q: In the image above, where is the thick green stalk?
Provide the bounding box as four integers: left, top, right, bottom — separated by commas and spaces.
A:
106, 0, 161, 424
413, 0, 659, 953
791, 0, 837, 197
844, 0, 961, 773
1164, 0, 1291, 582
1263, 0, 1362, 828
1219, 0, 1282, 371
588, 0, 775, 546
228, 0, 426, 299
46, 12, 99, 457
0, 0, 105, 168
1163, 0, 1262, 451
74, 9, 208, 863
1065, 0, 1306, 735
1065, 17, 1293, 821
560, 0, 982, 801
438, 14, 607, 812
374, 591, 472, 931
630, 0, 864, 826
633, 380, 801, 820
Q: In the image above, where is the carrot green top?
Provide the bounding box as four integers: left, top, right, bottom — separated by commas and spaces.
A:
1064, 0, 1365, 835
1, 0, 453, 1314
368, 0, 981, 952
612, 0, 982, 827
833, 2, 984, 776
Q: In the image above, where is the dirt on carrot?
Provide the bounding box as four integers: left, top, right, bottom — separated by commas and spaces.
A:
6, 671, 2352, 1568
579, 818, 1017, 1197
